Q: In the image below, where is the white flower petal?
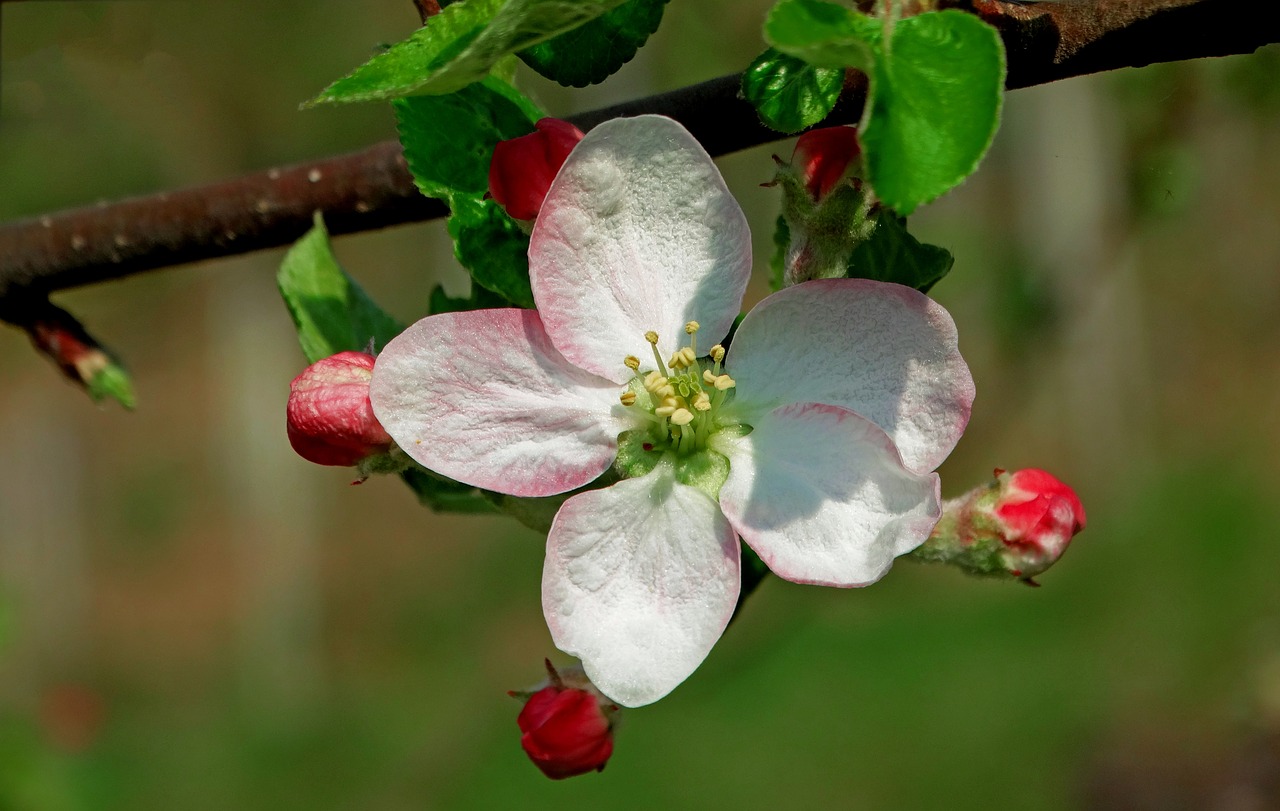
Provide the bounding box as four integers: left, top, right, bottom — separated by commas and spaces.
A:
369, 308, 629, 497
530, 115, 752, 383
716, 403, 941, 587
542, 468, 741, 707
724, 279, 974, 473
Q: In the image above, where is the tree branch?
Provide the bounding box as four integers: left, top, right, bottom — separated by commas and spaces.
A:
0, 0, 1274, 305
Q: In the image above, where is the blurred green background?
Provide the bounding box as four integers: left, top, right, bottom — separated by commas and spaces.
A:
4, 2, 1280, 809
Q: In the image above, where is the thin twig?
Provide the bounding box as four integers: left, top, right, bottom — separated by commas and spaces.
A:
0, 0, 1273, 305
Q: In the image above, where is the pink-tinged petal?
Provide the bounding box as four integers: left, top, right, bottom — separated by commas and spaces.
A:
369, 308, 629, 498
542, 469, 741, 707
530, 115, 751, 383
725, 279, 973, 474
716, 403, 941, 588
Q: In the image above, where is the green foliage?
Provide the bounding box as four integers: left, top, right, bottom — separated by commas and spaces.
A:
847, 210, 953, 292
859, 11, 1004, 215
769, 215, 790, 292
742, 47, 845, 134
400, 468, 498, 514
86, 361, 137, 410
520, 0, 669, 87
447, 197, 536, 309
277, 214, 404, 364
394, 75, 541, 309
765, 1, 1005, 215
764, 0, 880, 72
308, 0, 630, 105
393, 76, 542, 202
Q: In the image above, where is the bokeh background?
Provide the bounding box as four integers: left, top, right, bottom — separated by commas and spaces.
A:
4, 2, 1280, 809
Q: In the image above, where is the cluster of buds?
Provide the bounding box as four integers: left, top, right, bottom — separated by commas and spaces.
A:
771, 125, 878, 286
911, 468, 1087, 583
510, 660, 618, 779
488, 118, 585, 224
285, 351, 404, 481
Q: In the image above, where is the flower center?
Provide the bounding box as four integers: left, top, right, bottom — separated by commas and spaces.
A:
618, 321, 737, 456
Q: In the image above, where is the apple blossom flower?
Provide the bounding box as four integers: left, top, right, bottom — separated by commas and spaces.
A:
911, 468, 1086, 581
370, 115, 974, 706
287, 351, 395, 472
488, 117, 585, 222
510, 660, 618, 779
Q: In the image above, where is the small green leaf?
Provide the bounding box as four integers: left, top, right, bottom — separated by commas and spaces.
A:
764, 0, 880, 72
742, 47, 845, 134
277, 214, 404, 364
394, 76, 543, 202
860, 10, 1004, 214
846, 211, 953, 292
86, 361, 136, 410
400, 467, 498, 514
308, 0, 629, 105
447, 196, 535, 308
519, 0, 668, 87
769, 214, 790, 292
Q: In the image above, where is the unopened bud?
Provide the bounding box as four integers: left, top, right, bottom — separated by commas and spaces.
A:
509, 660, 618, 780
488, 118, 585, 222
910, 468, 1086, 582
286, 352, 395, 471
792, 125, 862, 202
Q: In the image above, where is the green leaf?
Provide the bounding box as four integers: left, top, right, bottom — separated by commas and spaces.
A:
769, 214, 789, 292
764, 0, 880, 72
308, 0, 629, 105
519, 0, 668, 87
742, 47, 845, 134
846, 211, 953, 292
860, 10, 1004, 214
394, 75, 543, 202
447, 196, 535, 308
400, 467, 498, 514
86, 362, 137, 410
277, 214, 404, 364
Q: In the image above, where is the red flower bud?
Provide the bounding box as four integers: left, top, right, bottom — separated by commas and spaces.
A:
911, 468, 1086, 581
286, 351, 392, 467
512, 661, 617, 779
488, 118, 585, 222
990, 468, 1087, 578
791, 125, 861, 202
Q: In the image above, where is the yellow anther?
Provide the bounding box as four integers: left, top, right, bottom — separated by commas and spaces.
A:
624, 355, 641, 371
684, 321, 700, 335
620, 390, 637, 406
714, 374, 736, 391
670, 408, 695, 426
670, 347, 697, 369
703, 369, 718, 385
710, 345, 725, 363
644, 371, 667, 392
645, 330, 660, 345
657, 384, 676, 398
692, 392, 711, 411
655, 404, 676, 417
